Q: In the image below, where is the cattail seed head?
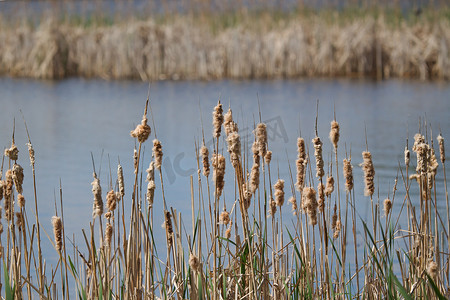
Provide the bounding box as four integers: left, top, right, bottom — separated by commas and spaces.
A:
189, 253, 200, 272
295, 158, 306, 192
333, 219, 341, 239
384, 198, 392, 216
26, 142, 35, 166
325, 175, 334, 197
105, 223, 113, 249
219, 211, 230, 225
201, 145, 210, 177
265, 150, 272, 165
226, 131, 241, 168
153, 139, 163, 170
312, 137, 324, 178
52, 216, 62, 252
427, 261, 438, 278
343, 158, 354, 191
437, 134, 445, 163
213, 101, 224, 138
105, 211, 112, 220
17, 194, 25, 208
302, 187, 318, 225
269, 197, 277, 217
288, 196, 297, 215
223, 108, 238, 136
317, 183, 325, 213
12, 163, 24, 194
164, 210, 173, 247
133, 148, 138, 173
212, 154, 226, 197
0, 178, 3, 201
225, 226, 232, 239
404, 147, 410, 166
117, 164, 124, 197
130, 115, 151, 143
242, 184, 252, 211
146, 161, 156, 209
91, 173, 103, 218
331, 203, 338, 230
297, 138, 306, 160
106, 190, 117, 211
4, 144, 19, 161
249, 159, 260, 194
274, 179, 285, 207
361, 151, 375, 197
16, 212, 23, 232
255, 123, 267, 158
329, 120, 340, 149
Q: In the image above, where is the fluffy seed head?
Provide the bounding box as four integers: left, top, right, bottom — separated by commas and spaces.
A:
27, 143, 35, 166
225, 226, 232, 239
212, 154, 226, 197
17, 194, 25, 208
361, 151, 375, 196
249, 159, 260, 194
384, 198, 392, 216
201, 145, 210, 177
329, 120, 340, 149
106, 190, 117, 211
427, 261, 438, 278
52, 216, 62, 252
117, 164, 125, 197
265, 151, 272, 165
343, 158, 354, 191
12, 163, 24, 194
269, 197, 277, 217
212, 101, 224, 138
331, 203, 338, 230
130, 115, 151, 143
4, 144, 19, 161
153, 139, 163, 170
16, 212, 23, 232
189, 253, 200, 272
317, 183, 325, 213
105, 223, 113, 249
404, 147, 410, 166
274, 179, 285, 207
288, 196, 297, 215
333, 219, 341, 239
302, 187, 318, 225
297, 137, 306, 160
226, 131, 241, 168
164, 210, 173, 247
255, 123, 267, 158
219, 211, 230, 225
312, 137, 324, 178
223, 108, 238, 136
295, 158, 306, 192
437, 134, 445, 163
146, 161, 156, 209
91, 173, 103, 218
325, 176, 334, 197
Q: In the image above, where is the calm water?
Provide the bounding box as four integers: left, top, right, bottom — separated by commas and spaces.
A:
0, 77, 449, 289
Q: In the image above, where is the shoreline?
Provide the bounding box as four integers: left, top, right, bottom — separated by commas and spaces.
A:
0, 10, 449, 81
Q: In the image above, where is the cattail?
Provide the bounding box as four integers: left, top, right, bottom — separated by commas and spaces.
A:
219, 210, 230, 225
212, 101, 224, 138
325, 175, 334, 197
288, 196, 297, 215
223, 108, 238, 136
302, 187, 318, 225
331, 203, 338, 230
4, 144, 19, 161
4, 170, 13, 221
91, 173, 103, 218
17, 194, 25, 208
212, 153, 226, 196
164, 210, 173, 247
317, 182, 325, 213
333, 219, 341, 239
361, 151, 375, 196
297, 137, 306, 160
242, 184, 252, 211
189, 253, 200, 272
265, 150, 272, 165
383, 198, 392, 216
201, 145, 210, 177
312, 137, 324, 178
117, 164, 125, 198
437, 134, 445, 163
226, 131, 241, 168
0, 177, 3, 201
269, 196, 277, 217
427, 261, 438, 278
343, 158, 354, 191
26, 142, 35, 166
404, 147, 410, 166
16, 212, 23, 232
130, 114, 151, 143
146, 161, 156, 209
295, 158, 306, 192
52, 216, 62, 252
105, 211, 112, 220
249, 161, 260, 194
329, 120, 340, 150
414, 143, 428, 175
106, 190, 117, 211
12, 163, 24, 194
428, 147, 438, 176
153, 139, 163, 170
255, 123, 267, 158
274, 179, 285, 207
225, 226, 232, 239
105, 223, 113, 249
133, 148, 138, 173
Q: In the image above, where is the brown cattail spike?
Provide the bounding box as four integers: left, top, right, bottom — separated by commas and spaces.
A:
146, 161, 156, 209
288, 196, 297, 215
164, 210, 173, 247
226, 131, 241, 169
17, 194, 25, 208
255, 123, 268, 159
106, 190, 117, 211
153, 139, 163, 170
361, 151, 375, 197
92, 173, 104, 218
212, 101, 224, 138
312, 137, 324, 178
437, 134, 445, 163
384, 198, 392, 216
27, 143, 35, 166
223, 108, 238, 136
12, 163, 24, 194
329, 120, 340, 150
302, 187, 318, 225
117, 164, 125, 197
219, 211, 230, 225
52, 216, 62, 252
201, 145, 210, 177
325, 175, 334, 197
130, 114, 151, 143
317, 183, 325, 213
4, 144, 19, 161
343, 158, 354, 192
105, 223, 113, 248
274, 179, 285, 207
212, 154, 226, 197
189, 253, 200, 272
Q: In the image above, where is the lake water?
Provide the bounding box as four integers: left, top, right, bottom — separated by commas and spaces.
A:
1, 77, 449, 292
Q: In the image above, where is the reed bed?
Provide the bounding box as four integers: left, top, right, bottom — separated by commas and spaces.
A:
0, 96, 449, 299
0, 10, 450, 80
